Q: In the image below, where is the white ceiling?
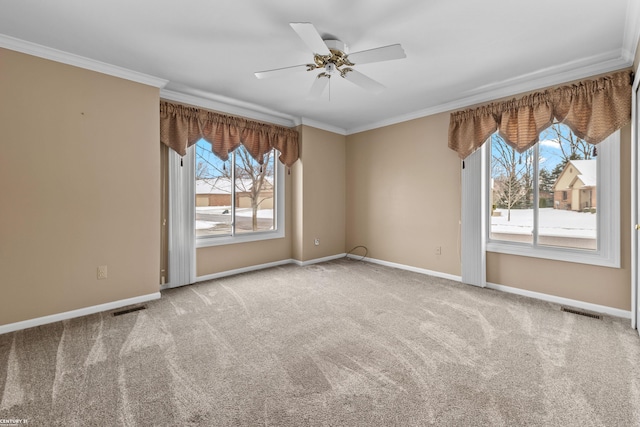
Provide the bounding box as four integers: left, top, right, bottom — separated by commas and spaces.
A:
1, 0, 638, 134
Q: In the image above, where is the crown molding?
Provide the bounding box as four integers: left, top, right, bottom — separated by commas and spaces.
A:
4, 16, 637, 138
622, 0, 640, 63
299, 118, 347, 135
0, 34, 168, 88
346, 50, 632, 135
160, 87, 298, 128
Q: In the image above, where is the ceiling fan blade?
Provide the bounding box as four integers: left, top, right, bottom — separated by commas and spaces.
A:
290, 22, 331, 56
308, 75, 329, 98
347, 44, 406, 65
254, 64, 309, 79
343, 69, 385, 94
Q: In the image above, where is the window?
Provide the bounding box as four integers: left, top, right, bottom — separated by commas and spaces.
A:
487, 124, 620, 267
195, 139, 284, 247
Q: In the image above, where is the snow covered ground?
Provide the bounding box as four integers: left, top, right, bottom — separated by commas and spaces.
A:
491, 208, 596, 238
196, 206, 273, 218
195, 206, 273, 230
196, 206, 595, 238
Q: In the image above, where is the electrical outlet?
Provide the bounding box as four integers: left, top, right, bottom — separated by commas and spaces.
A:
435, 246, 442, 255
314, 238, 320, 246
97, 265, 108, 280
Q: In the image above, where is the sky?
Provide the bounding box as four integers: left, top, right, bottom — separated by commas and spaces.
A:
491, 123, 591, 174
538, 125, 575, 172
196, 138, 227, 177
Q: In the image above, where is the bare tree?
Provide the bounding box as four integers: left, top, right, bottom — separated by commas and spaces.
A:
492, 136, 533, 221
547, 123, 592, 166
196, 141, 229, 179
196, 141, 274, 231
234, 148, 273, 231
547, 123, 592, 161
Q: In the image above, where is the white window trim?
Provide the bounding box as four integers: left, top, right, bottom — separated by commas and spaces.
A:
195, 153, 285, 248
485, 131, 620, 268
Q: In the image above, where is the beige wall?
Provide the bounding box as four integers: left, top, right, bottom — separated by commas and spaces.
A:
0, 48, 161, 326
346, 106, 631, 311
346, 114, 462, 276
292, 126, 346, 262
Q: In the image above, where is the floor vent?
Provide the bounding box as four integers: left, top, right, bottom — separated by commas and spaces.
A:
561, 306, 602, 320
112, 305, 147, 317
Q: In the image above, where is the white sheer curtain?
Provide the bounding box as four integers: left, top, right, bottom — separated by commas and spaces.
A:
167, 146, 196, 288
461, 144, 487, 287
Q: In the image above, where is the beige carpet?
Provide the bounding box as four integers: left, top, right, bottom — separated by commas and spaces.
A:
1, 259, 639, 426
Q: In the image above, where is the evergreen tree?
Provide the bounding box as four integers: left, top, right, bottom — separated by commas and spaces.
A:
539, 168, 554, 193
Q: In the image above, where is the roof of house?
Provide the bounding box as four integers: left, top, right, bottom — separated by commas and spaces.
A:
570, 160, 597, 187
196, 177, 273, 195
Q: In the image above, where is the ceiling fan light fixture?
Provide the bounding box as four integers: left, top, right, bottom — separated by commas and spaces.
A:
325, 62, 336, 75
339, 67, 353, 78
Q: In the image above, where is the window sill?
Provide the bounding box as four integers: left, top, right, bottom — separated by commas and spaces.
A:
196, 229, 285, 248
486, 241, 620, 268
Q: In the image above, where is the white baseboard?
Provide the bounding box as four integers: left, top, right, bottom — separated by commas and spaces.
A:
347, 254, 463, 282
292, 253, 347, 266
348, 254, 631, 320
190, 253, 348, 285
0, 292, 161, 335
9, 255, 626, 335
486, 282, 632, 319
190, 259, 294, 285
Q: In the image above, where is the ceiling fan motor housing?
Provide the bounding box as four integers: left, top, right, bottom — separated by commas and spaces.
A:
324, 39, 347, 53
313, 39, 354, 75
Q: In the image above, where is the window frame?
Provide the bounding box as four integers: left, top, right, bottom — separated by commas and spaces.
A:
195, 146, 285, 248
485, 130, 620, 268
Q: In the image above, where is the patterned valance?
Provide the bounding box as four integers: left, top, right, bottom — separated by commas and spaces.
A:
160, 100, 299, 167
448, 70, 633, 159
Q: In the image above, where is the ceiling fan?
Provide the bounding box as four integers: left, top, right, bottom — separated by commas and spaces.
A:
254, 22, 406, 97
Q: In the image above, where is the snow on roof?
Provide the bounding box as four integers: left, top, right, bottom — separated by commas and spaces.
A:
196, 177, 273, 195
570, 159, 597, 187
196, 178, 231, 194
